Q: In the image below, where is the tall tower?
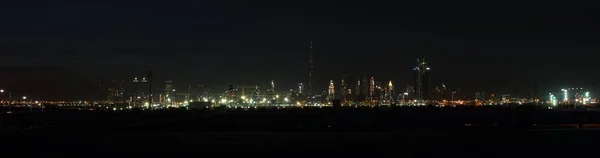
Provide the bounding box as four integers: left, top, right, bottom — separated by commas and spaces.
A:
388, 80, 394, 103
369, 77, 375, 102
164, 80, 173, 104
340, 72, 348, 102
414, 57, 431, 101
355, 77, 362, 101
328, 80, 335, 100
271, 79, 275, 93
307, 40, 315, 96
361, 73, 369, 102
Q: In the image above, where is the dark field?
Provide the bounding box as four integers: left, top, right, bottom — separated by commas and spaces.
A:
2, 106, 600, 157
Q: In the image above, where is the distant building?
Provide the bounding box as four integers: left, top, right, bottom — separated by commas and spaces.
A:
369, 77, 375, 102
164, 80, 173, 104
106, 80, 125, 103
307, 40, 315, 96
297, 83, 304, 94
559, 87, 591, 106
340, 72, 348, 102
355, 77, 362, 101
413, 57, 431, 101
328, 80, 335, 100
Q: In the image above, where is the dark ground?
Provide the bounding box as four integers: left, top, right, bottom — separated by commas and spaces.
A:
2, 106, 600, 157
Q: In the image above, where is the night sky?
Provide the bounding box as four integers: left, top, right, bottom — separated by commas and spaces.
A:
1, 0, 599, 100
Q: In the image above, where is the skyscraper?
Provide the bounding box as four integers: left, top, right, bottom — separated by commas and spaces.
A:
164, 80, 173, 104
297, 83, 304, 94
307, 40, 315, 96
355, 77, 362, 101
271, 79, 275, 92
369, 77, 375, 102
328, 80, 335, 100
361, 73, 369, 101
414, 57, 431, 101
340, 72, 348, 102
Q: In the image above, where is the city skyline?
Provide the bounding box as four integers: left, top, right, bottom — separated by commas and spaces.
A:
1, 0, 599, 100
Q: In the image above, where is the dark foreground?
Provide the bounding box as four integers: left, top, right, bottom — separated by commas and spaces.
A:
2, 106, 600, 157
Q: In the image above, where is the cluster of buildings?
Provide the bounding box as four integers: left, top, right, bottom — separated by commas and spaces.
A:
97, 41, 596, 108
549, 88, 596, 107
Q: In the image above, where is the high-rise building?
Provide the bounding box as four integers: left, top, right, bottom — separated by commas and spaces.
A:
361, 73, 369, 101
387, 80, 394, 103
297, 83, 304, 94
355, 77, 362, 101
271, 79, 275, 93
475, 92, 485, 106
414, 57, 431, 101
328, 80, 335, 100
106, 80, 125, 103
369, 77, 375, 102
132, 76, 148, 106
307, 40, 315, 96
340, 72, 348, 102
106, 80, 116, 103
164, 80, 173, 104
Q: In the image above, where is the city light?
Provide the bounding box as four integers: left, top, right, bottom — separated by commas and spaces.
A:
563, 89, 568, 101
585, 91, 590, 104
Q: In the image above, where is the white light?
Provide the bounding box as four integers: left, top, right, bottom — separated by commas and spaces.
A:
586, 92, 590, 97
0, 89, 4, 93
284, 98, 289, 102
22, 96, 27, 100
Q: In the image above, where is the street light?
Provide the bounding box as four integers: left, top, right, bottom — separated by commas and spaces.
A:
1, 89, 12, 112
23, 96, 31, 112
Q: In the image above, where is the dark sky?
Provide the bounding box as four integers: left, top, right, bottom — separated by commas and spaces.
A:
1, 0, 599, 100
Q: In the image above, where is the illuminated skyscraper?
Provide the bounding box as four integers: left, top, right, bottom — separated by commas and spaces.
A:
307, 40, 315, 96
328, 80, 335, 100
271, 79, 275, 92
414, 57, 431, 100
297, 83, 304, 94
164, 80, 173, 104
387, 80, 394, 102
